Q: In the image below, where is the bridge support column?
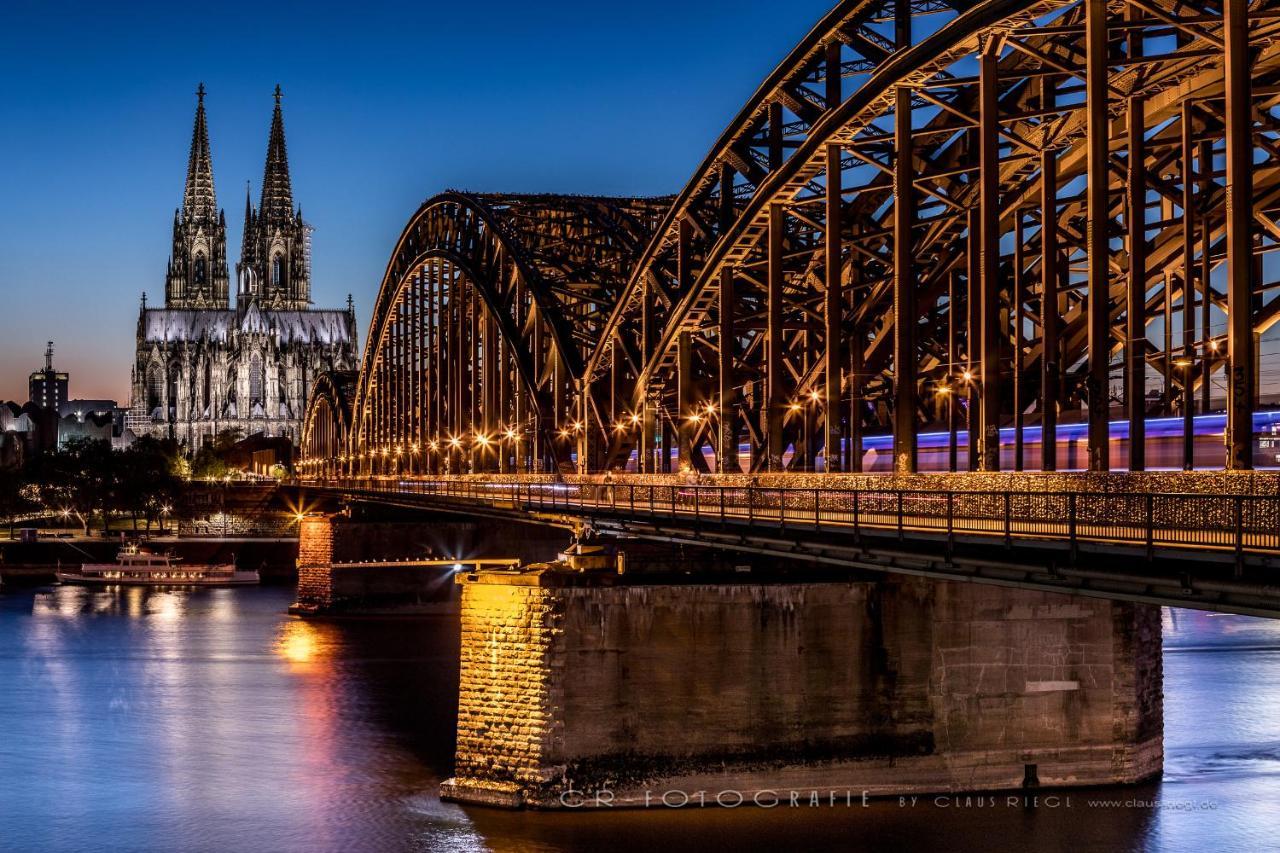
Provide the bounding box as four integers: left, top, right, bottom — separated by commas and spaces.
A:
1224, 0, 1256, 471
290, 512, 569, 617
440, 569, 1162, 809
294, 513, 339, 612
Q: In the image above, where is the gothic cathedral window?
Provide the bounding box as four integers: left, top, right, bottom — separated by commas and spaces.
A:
147, 367, 164, 414
250, 354, 264, 407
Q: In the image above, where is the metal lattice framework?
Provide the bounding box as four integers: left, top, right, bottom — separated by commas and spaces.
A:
337, 192, 668, 473
306, 0, 1280, 477
301, 370, 356, 478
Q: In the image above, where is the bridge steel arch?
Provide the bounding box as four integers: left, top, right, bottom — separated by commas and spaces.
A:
332, 0, 1280, 477
346, 192, 666, 475
300, 370, 356, 478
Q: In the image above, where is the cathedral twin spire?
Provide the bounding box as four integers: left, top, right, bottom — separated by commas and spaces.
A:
165, 83, 229, 310
183, 84, 217, 223
238, 84, 311, 310
165, 84, 310, 312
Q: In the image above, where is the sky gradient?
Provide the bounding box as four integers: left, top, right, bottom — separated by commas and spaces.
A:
0, 0, 834, 403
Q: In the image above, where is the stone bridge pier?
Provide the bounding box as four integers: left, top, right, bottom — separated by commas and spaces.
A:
439, 562, 1163, 808
291, 511, 571, 615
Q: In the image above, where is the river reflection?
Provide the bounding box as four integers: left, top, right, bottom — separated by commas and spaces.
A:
0, 586, 1277, 852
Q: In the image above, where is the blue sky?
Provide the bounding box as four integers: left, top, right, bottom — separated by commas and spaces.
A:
0, 0, 833, 402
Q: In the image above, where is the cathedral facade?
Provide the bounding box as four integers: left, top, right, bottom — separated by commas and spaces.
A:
129, 86, 358, 449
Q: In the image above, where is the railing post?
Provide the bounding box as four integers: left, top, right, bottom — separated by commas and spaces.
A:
853, 490, 860, 543
946, 492, 954, 561
1235, 495, 1245, 578
1003, 492, 1011, 548
694, 487, 700, 524
1152, 489, 1162, 560
896, 491, 904, 542
720, 486, 726, 525
748, 486, 755, 525
780, 488, 787, 530
629, 483, 635, 515
1068, 493, 1078, 564
814, 488, 820, 532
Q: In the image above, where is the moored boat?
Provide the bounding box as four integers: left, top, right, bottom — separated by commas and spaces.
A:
57, 545, 259, 587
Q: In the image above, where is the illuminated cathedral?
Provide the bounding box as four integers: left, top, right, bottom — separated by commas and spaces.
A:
129, 85, 358, 448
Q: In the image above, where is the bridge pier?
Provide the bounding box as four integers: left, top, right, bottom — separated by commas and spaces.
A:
292, 512, 570, 616
440, 566, 1162, 808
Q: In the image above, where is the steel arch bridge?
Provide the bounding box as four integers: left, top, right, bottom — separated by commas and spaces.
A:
304, 0, 1280, 479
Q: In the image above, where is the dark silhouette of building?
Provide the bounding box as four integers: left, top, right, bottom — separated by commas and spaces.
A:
28, 342, 68, 412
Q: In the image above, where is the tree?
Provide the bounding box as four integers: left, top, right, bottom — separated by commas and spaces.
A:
113, 437, 183, 531
191, 427, 243, 480
30, 437, 115, 535
0, 466, 36, 537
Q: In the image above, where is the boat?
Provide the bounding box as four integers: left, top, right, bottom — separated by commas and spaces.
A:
56, 544, 259, 587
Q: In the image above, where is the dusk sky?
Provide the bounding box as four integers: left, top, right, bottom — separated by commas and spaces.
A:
0, 0, 832, 403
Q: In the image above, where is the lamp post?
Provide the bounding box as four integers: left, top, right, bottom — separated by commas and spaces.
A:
960, 368, 982, 471
806, 389, 823, 471
473, 431, 492, 472
936, 381, 957, 472
1174, 356, 1193, 470
502, 426, 520, 473
447, 435, 462, 473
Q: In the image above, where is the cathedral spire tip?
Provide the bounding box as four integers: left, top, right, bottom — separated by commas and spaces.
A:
197, 82, 206, 103
274, 84, 282, 105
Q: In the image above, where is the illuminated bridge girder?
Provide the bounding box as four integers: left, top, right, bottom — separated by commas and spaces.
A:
337, 192, 666, 475
306, 0, 1280, 478
301, 370, 356, 479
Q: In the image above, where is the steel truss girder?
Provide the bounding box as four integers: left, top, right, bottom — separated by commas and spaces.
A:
324, 0, 1279, 478
582, 0, 1277, 474
346, 192, 664, 474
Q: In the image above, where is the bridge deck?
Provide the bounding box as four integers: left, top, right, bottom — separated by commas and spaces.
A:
294, 476, 1280, 615
299, 477, 1280, 563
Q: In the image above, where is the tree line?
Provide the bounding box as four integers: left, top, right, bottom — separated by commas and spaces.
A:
0, 428, 256, 535
0, 437, 181, 535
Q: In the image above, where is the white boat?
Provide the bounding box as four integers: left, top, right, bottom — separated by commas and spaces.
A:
57, 545, 259, 587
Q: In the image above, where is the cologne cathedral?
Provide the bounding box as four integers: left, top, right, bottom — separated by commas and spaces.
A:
129, 85, 358, 448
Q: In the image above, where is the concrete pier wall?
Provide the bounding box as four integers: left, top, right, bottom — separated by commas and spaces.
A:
440, 570, 1162, 808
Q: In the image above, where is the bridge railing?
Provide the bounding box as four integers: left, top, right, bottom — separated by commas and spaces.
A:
299, 478, 1280, 563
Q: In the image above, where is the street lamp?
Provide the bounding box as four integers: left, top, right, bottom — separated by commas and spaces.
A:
1173, 356, 1194, 471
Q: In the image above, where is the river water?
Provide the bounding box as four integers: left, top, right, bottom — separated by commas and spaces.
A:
0, 585, 1277, 853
